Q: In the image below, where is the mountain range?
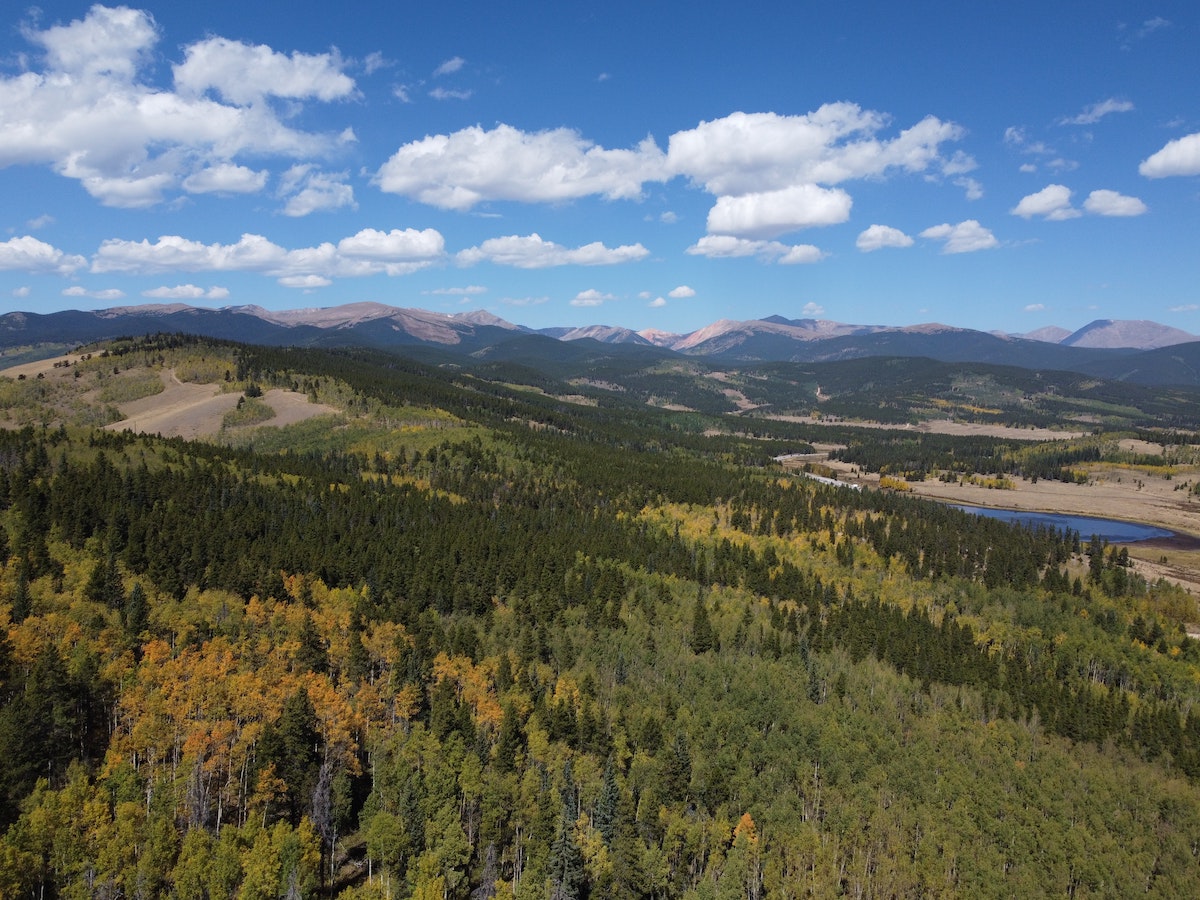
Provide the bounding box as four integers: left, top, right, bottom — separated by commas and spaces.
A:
3, 302, 1200, 387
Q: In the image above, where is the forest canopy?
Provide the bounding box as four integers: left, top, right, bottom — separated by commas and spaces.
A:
2, 335, 1200, 898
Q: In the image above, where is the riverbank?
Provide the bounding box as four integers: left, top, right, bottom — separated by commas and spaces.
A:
779, 453, 1200, 595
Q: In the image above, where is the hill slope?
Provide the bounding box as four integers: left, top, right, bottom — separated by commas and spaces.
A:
3, 335, 1200, 896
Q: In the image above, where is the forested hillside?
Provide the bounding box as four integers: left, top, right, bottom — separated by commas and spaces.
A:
3, 336, 1200, 898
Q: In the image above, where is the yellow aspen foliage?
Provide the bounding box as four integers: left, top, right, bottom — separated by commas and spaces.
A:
300, 670, 363, 771
552, 674, 582, 711
432, 651, 504, 729
363, 620, 409, 670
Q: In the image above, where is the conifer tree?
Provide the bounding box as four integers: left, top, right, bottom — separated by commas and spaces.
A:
85, 551, 123, 609
123, 582, 149, 639
593, 760, 619, 846
691, 595, 715, 654
259, 688, 322, 826
293, 612, 330, 675
548, 801, 586, 900
662, 733, 692, 803
494, 703, 523, 774
10, 569, 31, 624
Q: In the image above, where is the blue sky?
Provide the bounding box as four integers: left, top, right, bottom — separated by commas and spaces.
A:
1, 1, 1197, 336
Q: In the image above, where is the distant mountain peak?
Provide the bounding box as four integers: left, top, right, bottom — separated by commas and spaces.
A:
898, 322, 964, 335
558, 324, 651, 344
449, 309, 525, 330
760, 314, 817, 327
97, 302, 194, 317
252, 301, 402, 327
637, 328, 681, 347
1021, 325, 1073, 344
5, 302, 1200, 387
1062, 319, 1197, 350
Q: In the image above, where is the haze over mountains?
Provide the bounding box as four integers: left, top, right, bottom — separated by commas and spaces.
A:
4, 302, 1200, 387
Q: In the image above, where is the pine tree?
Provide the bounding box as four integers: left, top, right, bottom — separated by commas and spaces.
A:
662, 733, 692, 803
123, 582, 149, 639
10, 568, 31, 624
691, 595, 715, 654
609, 789, 646, 897
494, 703, 523, 774
85, 551, 124, 609
293, 611, 329, 675
548, 801, 587, 900
259, 687, 322, 826
561, 760, 579, 822
593, 759, 619, 846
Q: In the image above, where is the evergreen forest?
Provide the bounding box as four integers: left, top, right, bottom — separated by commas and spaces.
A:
2, 336, 1200, 898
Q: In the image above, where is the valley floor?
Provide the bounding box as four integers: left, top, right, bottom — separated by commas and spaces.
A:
787, 451, 1200, 595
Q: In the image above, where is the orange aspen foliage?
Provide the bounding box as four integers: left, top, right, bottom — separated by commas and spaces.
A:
733, 812, 758, 846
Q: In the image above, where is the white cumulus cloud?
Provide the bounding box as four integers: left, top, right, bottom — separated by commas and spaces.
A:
666, 105, 962, 195
1139, 133, 1200, 178
173, 37, 355, 105
1011, 184, 1080, 220
801, 302, 825, 317
183, 163, 269, 195
338, 228, 446, 261
648, 297, 667, 308
29, 4, 157, 79
92, 227, 445, 284
375, 102, 963, 247
956, 177, 984, 200
63, 285, 125, 301
686, 235, 823, 264
856, 224, 913, 252
0, 236, 87, 274
0, 6, 357, 208
456, 234, 649, 268
705, 184, 852, 239
141, 284, 230, 300
1083, 190, 1147, 217
919, 220, 998, 254
279, 166, 356, 216
571, 289, 613, 307
668, 285, 695, 299
376, 124, 666, 210
427, 285, 487, 296
278, 274, 332, 289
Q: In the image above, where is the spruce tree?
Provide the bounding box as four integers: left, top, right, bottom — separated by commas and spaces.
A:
548, 801, 586, 900
10, 569, 31, 624
494, 703, 523, 774
259, 687, 322, 826
593, 759, 619, 846
123, 582, 149, 639
691, 595, 715, 654
662, 733, 692, 803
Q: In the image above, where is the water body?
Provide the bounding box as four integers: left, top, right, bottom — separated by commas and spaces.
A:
949, 504, 1174, 544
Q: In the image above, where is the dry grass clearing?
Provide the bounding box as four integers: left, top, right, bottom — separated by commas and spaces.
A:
768, 413, 1083, 441
101, 370, 337, 440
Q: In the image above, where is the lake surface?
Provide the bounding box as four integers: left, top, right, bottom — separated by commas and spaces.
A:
949, 504, 1174, 543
